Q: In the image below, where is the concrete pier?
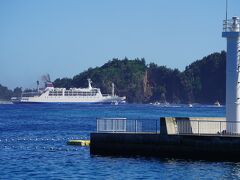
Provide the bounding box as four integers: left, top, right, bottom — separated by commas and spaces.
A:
90, 133, 240, 160
90, 117, 240, 161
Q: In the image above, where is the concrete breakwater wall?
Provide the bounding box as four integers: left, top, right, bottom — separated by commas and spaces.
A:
90, 117, 240, 160
90, 132, 240, 160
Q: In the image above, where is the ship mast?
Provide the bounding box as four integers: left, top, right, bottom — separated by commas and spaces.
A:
87, 79, 92, 89
112, 83, 115, 96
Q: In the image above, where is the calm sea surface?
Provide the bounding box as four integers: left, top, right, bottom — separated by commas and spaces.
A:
1, 103, 240, 179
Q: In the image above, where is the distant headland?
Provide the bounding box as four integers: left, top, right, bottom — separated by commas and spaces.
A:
0, 51, 226, 104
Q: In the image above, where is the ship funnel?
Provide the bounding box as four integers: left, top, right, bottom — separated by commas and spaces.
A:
37, 80, 39, 92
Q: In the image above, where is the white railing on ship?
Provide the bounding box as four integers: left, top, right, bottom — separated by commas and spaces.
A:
102, 94, 110, 97
22, 91, 41, 97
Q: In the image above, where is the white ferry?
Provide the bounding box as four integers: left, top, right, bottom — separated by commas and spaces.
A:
11, 79, 126, 104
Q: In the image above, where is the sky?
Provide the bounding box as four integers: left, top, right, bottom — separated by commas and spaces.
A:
0, 0, 239, 89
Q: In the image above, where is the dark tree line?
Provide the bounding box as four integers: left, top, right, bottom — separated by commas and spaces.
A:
0, 85, 21, 100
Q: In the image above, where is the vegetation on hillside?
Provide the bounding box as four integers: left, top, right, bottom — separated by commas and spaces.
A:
0, 84, 12, 100
53, 51, 226, 104
0, 85, 22, 101
183, 51, 226, 103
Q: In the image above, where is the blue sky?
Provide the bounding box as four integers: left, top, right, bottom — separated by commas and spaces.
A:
0, 0, 239, 89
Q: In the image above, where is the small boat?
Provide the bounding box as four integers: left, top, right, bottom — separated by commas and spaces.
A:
152, 101, 170, 107
111, 101, 119, 105
188, 104, 193, 108
153, 102, 161, 106
214, 101, 221, 107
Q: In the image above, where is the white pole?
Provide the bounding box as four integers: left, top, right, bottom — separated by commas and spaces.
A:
112, 83, 115, 96
222, 16, 240, 134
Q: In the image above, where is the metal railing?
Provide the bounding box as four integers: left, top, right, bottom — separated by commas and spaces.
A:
223, 19, 240, 32
96, 118, 240, 136
96, 118, 159, 133
176, 120, 240, 135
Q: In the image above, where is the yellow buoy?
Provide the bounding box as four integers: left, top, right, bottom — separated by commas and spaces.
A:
67, 140, 90, 146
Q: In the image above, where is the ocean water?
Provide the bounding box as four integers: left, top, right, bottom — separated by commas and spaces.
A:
1, 103, 240, 179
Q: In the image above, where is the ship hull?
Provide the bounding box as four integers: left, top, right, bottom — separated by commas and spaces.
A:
11, 96, 126, 104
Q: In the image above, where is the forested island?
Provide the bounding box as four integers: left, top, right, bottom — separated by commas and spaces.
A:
0, 51, 226, 104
